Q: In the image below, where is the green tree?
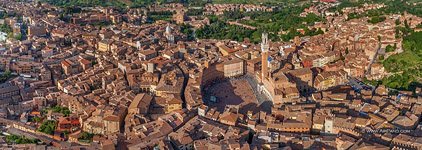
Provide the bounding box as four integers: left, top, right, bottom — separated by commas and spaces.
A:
186, 9, 203, 16
379, 55, 384, 60
385, 45, 395, 52
180, 24, 195, 41
14, 33, 23, 41
395, 18, 401, 25
404, 19, 409, 28
32, 116, 42, 123
368, 16, 386, 24
48, 106, 71, 116
37, 120, 57, 135
6, 134, 40, 144
78, 132, 94, 143
0, 24, 12, 33
0, 70, 13, 83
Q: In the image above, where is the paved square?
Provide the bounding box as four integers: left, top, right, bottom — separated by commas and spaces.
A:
206, 79, 260, 114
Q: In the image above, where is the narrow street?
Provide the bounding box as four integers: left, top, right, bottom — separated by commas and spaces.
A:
365, 42, 382, 76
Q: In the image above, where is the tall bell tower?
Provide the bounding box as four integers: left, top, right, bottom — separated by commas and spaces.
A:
261, 33, 269, 82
